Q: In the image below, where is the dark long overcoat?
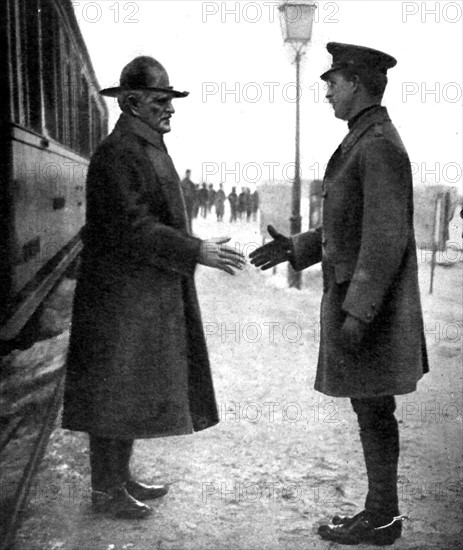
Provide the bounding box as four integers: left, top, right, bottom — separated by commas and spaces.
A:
291, 106, 429, 398
62, 113, 219, 438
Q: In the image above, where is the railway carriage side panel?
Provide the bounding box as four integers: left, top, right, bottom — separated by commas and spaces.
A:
1, 0, 107, 546
9, 132, 88, 296
1, 0, 108, 323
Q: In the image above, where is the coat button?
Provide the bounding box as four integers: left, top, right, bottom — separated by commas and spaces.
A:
322, 191, 328, 199
322, 239, 328, 246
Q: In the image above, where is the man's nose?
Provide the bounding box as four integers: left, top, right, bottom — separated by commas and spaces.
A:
167, 100, 175, 114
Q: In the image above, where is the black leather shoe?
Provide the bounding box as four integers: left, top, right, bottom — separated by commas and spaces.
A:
92, 484, 152, 519
126, 480, 169, 501
331, 510, 407, 527
318, 511, 405, 546
331, 510, 367, 526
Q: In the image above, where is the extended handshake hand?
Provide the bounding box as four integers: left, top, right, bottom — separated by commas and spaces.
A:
249, 225, 294, 270
199, 237, 246, 275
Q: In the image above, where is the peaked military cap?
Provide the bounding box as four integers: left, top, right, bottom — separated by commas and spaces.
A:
100, 56, 189, 98
320, 42, 397, 81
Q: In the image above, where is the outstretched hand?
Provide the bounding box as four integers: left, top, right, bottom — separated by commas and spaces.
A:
249, 225, 293, 270
199, 237, 246, 275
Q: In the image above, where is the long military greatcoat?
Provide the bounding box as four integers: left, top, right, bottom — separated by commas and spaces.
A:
62, 113, 219, 438
291, 106, 429, 398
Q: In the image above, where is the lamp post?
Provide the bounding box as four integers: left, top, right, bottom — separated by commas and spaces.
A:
278, 1, 317, 289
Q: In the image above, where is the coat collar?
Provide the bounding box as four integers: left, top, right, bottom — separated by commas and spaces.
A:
340, 105, 390, 156
114, 113, 168, 152
112, 113, 190, 235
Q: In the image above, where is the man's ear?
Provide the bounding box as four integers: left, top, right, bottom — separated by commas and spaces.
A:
126, 94, 141, 117
351, 74, 361, 93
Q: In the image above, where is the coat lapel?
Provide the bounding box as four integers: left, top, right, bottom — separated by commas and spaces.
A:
145, 147, 190, 234
115, 114, 190, 234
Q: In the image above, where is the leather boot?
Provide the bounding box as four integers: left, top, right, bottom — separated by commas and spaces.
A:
117, 439, 169, 501
319, 397, 402, 545
91, 438, 151, 519
318, 510, 406, 545
352, 396, 400, 519
89, 435, 111, 492
109, 484, 152, 519
90, 435, 117, 513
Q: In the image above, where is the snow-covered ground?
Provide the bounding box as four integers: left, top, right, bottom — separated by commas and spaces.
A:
15, 216, 462, 550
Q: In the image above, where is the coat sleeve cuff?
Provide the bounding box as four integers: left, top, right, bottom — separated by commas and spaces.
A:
342, 277, 382, 324
158, 235, 202, 277
289, 230, 322, 272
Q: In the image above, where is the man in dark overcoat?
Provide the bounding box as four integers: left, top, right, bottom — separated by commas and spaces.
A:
238, 187, 246, 220
198, 183, 208, 218
228, 187, 238, 222
207, 183, 216, 214
215, 183, 226, 221
252, 189, 259, 222
62, 56, 244, 519
250, 43, 428, 545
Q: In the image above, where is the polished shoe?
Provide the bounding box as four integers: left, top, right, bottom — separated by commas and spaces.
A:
332, 510, 408, 527
91, 489, 113, 513
126, 480, 169, 501
92, 484, 152, 519
331, 510, 366, 526
318, 510, 406, 545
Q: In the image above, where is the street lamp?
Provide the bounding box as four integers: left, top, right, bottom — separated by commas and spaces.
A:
278, 0, 317, 289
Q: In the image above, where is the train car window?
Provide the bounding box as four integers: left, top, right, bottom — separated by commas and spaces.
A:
71, 63, 82, 151
41, 1, 59, 140
9, 0, 22, 123
10, 0, 108, 156
61, 31, 72, 148
24, 0, 42, 132
91, 98, 101, 153
65, 62, 74, 148
56, 28, 65, 143
79, 76, 91, 157
9, 0, 42, 132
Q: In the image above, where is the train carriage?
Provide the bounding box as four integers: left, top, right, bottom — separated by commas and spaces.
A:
1, 0, 108, 339
0, 1, 107, 546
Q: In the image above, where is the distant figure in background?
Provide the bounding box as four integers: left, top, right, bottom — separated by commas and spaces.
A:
228, 187, 238, 222
251, 43, 428, 546
62, 56, 245, 521
238, 187, 246, 220
207, 183, 216, 215
215, 183, 226, 222
181, 169, 196, 232
245, 188, 253, 222
193, 184, 200, 219
199, 183, 208, 218
252, 189, 259, 221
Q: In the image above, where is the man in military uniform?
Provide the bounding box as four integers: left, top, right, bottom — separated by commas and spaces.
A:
250, 43, 428, 545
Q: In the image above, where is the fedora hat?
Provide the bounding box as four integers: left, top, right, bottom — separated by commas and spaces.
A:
99, 56, 189, 98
